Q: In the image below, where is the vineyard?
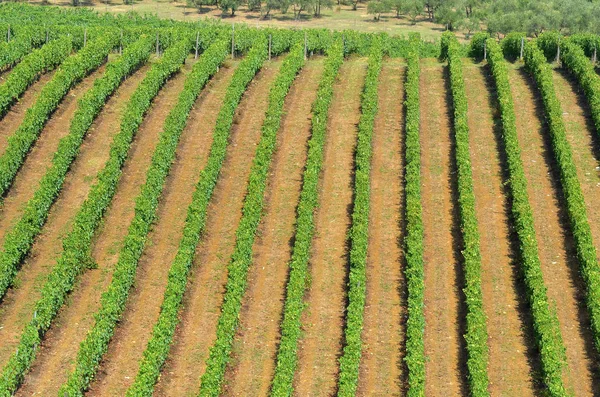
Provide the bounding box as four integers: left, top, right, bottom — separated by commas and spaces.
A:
1, 3, 600, 396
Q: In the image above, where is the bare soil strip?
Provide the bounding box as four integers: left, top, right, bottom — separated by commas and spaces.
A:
464, 62, 535, 395
220, 59, 324, 397
420, 61, 463, 396
551, 68, 600, 392
11, 64, 151, 396
84, 62, 239, 397
509, 66, 596, 396
293, 58, 366, 397
0, 67, 105, 242
0, 72, 54, 156
356, 58, 405, 397
153, 61, 281, 397
0, 66, 110, 367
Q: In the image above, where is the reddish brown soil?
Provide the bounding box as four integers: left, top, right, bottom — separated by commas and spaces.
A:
356, 58, 405, 397
509, 66, 596, 395
85, 62, 239, 397
420, 60, 463, 396
0, 67, 105, 243
551, 68, 600, 392
293, 58, 366, 397
464, 62, 535, 395
553, 70, 600, 275
153, 60, 281, 397
0, 66, 109, 367
12, 64, 151, 396
0, 72, 54, 156
220, 59, 324, 397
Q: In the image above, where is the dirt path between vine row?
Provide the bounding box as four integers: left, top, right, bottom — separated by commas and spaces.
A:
509, 66, 597, 396
86, 61, 239, 397
153, 60, 281, 397
220, 58, 324, 397
464, 62, 536, 395
0, 72, 54, 156
12, 64, 151, 396
0, 66, 109, 368
293, 58, 366, 397
0, 66, 106, 243
551, 68, 600, 392
420, 60, 464, 396
356, 58, 405, 396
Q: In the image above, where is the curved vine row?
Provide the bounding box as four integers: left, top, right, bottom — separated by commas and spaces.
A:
269, 39, 344, 397
0, 33, 118, 198
557, 38, 600, 359
0, 37, 192, 397
486, 37, 567, 396
0, 36, 72, 118
57, 35, 233, 397
0, 34, 149, 302
404, 37, 426, 397
442, 31, 489, 396
198, 38, 304, 397
336, 37, 382, 396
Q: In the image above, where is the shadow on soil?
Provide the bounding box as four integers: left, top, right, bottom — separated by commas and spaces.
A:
443, 64, 471, 397
518, 66, 600, 393
480, 63, 545, 394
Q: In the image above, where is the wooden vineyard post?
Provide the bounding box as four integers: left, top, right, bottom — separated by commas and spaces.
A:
119, 30, 123, 55
520, 37, 524, 60
231, 23, 235, 59
268, 34, 272, 61
484, 41, 487, 60
156, 32, 160, 57
84, 28, 87, 46
46, 29, 49, 43
556, 39, 561, 65
195, 31, 199, 59
304, 31, 307, 60
593, 45, 597, 65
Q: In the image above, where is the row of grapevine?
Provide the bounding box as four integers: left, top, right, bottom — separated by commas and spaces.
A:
0, 34, 118, 199
560, 41, 600, 148
558, 39, 600, 357
123, 37, 237, 397
336, 37, 382, 396
0, 33, 38, 71
525, 39, 600, 373
269, 39, 344, 396
0, 37, 192, 396
0, 36, 72, 117
198, 39, 303, 397
441, 31, 489, 396
403, 38, 425, 397
486, 37, 568, 396
0, 35, 149, 302
58, 35, 227, 397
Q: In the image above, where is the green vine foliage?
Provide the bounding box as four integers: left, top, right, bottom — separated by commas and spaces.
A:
0, 35, 154, 305
442, 31, 489, 396
487, 37, 567, 396
58, 36, 231, 397
0, 36, 72, 118
336, 37, 382, 397
0, 34, 119, 198
269, 40, 344, 397
0, 37, 192, 397
122, 38, 239, 397
198, 38, 304, 397
404, 36, 426, 397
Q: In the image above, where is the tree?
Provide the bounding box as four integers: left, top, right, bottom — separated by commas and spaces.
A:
367, 0, 391, 20
220, 0, 241, 15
